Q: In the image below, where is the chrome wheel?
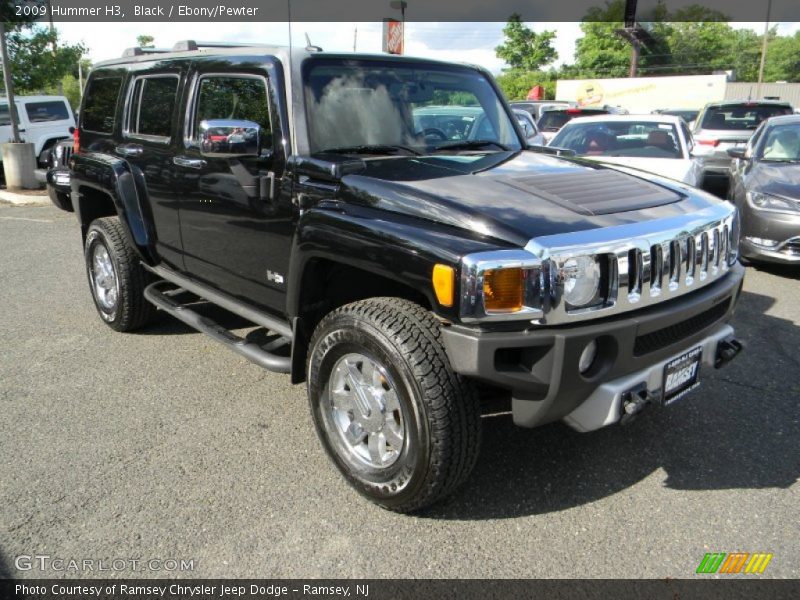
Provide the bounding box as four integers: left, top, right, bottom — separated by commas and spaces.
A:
91, 243, 118, 312
325, 353, 406, 469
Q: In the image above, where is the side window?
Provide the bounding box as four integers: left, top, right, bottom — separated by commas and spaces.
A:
82, 75, 123, 133
192, 75, 272, 149
25, 101, 70, 123
126, 75, 179, 141
0, 104, 10, 126
680, 121, 694, 153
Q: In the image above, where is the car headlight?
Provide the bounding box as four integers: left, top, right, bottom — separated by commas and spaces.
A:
746, 191, 800, 214
559, 256, 601, 308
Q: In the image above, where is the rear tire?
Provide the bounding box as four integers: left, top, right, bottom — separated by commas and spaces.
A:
84, 216, 155, 332
307, 297, 481, 513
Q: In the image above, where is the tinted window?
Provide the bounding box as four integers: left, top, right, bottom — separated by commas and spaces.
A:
127, 76, 179, 139
538, 109, 609, 132
193, 76, 272, 143
82, 76, 123, 133
700, 104, 792, 131
0, 104, 10, 126
25, 101, 70, 123
552, 121, 682, 158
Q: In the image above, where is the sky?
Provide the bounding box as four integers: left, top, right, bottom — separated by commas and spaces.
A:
55, 21, 800, 75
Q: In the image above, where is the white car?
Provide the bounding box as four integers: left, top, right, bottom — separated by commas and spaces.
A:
549, 114, 702, 186
0, 95, 76, 167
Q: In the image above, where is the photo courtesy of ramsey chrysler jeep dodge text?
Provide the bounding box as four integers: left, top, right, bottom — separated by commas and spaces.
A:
53, 40, 744, 512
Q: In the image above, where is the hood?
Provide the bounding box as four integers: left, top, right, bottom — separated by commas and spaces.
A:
585, 156, 695, 185
336, 151, 716, 247
750, 161, 800, 200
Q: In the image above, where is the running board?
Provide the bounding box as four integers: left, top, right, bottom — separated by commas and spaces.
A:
142, 263, 293, 339
143, 281, 292, 373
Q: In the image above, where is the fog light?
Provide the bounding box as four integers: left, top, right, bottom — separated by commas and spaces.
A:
579, 339, 598, 374
744, 236, 778, 248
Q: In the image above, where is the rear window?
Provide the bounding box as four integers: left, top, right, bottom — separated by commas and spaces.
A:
82, 76, 123, 133
700, 104, 792, 131
551, 121, 682, 158
538, 109, 608, 132
25, 101, 70, 123
126, 76, 179, 140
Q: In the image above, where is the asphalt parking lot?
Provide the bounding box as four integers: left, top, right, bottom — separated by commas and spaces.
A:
0, 201, 798, 579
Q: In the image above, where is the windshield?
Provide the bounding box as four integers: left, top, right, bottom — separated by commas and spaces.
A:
303, 59, 521, 155
759, 123, 800, 161
700, 104, 792, 131
551, 121, 683, 159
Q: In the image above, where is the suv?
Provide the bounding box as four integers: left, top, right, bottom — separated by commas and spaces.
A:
692, 100, 793, 188
0, 95, 75, 167
59, 42, 744, 513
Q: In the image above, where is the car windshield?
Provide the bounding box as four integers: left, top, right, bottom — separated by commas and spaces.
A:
538, 110, 607, 132
551, 121, 683, 159
303, 59, 521, 155
759, 123, 800, 161
700, 103, 792, 130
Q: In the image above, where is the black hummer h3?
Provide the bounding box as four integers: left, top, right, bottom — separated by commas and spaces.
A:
59, 41, 744, 512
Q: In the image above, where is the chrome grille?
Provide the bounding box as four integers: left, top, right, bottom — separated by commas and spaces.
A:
460, 203, 739, 324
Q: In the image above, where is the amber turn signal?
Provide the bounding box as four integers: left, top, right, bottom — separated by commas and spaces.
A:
432, 264, 455, 307
483, 268, 524, 312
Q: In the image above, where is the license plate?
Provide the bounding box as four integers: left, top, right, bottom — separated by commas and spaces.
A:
662, 346, 702, 405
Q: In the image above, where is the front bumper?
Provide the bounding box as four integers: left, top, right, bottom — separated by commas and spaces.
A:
45, 168, 72, 211
740, 208, 800, 264
441, 263, 745, 430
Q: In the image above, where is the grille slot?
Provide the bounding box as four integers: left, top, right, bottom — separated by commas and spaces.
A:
633, 300, 731, 356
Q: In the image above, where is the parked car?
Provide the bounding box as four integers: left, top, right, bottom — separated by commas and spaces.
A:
692, 100, 793, 188
0, 95, 75, 167
549, 115, 702, 186
60, 41, 743, 512
512, 108, 543, 144
510, 100, 570, 122
537, 106, 625, 144
727, 114, 800, 264
45, 138, 73, 211
652, 109, 700, 125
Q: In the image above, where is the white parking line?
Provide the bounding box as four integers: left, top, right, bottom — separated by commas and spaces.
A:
0, 216, 53, 223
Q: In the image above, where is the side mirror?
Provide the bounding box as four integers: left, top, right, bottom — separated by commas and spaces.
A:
726, 147, 746, 160
199, 119, 261, 158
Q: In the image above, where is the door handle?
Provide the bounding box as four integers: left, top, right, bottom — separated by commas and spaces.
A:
173, 156, 206, 169
115, 144, 143, 157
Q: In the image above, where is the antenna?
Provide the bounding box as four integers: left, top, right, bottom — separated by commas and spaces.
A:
287, 0, 296, 158
304, 32, 322, 52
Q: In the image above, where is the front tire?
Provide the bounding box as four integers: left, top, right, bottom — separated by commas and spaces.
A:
84, 217, 155, 332
307, 298, 481, 513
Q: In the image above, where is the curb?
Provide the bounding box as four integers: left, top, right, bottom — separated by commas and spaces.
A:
0, 189, 51, 206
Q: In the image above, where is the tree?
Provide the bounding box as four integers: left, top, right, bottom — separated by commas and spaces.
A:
137, 35, 155, 48
495, 14, 558, 71
495, 69, 557, 100
762, 31, 800, 82
6, 25, 85, 94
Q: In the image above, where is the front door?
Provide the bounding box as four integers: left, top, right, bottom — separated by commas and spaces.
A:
176, 64, 294, 314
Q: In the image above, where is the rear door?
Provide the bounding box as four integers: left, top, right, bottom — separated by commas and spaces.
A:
175, 58, 294, 313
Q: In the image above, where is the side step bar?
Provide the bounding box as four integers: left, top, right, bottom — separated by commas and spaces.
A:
143, 263, 293, 339
143, 281, 292, 374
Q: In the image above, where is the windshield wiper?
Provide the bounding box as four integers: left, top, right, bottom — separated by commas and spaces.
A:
320, 144, 421, 156
431, 139, 511, 152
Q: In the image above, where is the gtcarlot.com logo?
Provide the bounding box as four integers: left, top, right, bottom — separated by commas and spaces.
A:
696, 552, 773, 574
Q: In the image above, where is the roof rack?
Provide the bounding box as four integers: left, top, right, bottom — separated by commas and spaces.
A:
171, 40, 272, 52
121, 47, 172, 58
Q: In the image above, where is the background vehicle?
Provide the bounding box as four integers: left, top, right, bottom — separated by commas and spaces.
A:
550, 115, 701, 186
692, 100, 793, 190
652, 108, 700, 126
62, 42, 743, 513
510, 100, 570, 122
45, 138, 73, 211
0, 95, 75, 167
537, 106, 626, 144
727, 114, 800, 264
512, 108, 543, 144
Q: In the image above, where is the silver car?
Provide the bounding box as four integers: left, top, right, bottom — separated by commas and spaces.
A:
692, 100, 793, 188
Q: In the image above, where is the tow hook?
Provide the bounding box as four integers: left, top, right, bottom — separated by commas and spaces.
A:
620, 383, 662, 425
715, 337, 743, 368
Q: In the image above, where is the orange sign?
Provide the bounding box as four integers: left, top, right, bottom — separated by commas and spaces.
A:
383, 19, 404, 55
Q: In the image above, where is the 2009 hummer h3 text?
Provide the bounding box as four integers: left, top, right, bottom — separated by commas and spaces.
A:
59, 41, 744, 512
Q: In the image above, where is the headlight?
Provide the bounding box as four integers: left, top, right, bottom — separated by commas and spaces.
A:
560, 256, 601, 308
746, 191, 800, 214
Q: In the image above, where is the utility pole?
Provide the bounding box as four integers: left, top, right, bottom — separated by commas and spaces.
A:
756, 0, 772, 99
0, 22, 22, 143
